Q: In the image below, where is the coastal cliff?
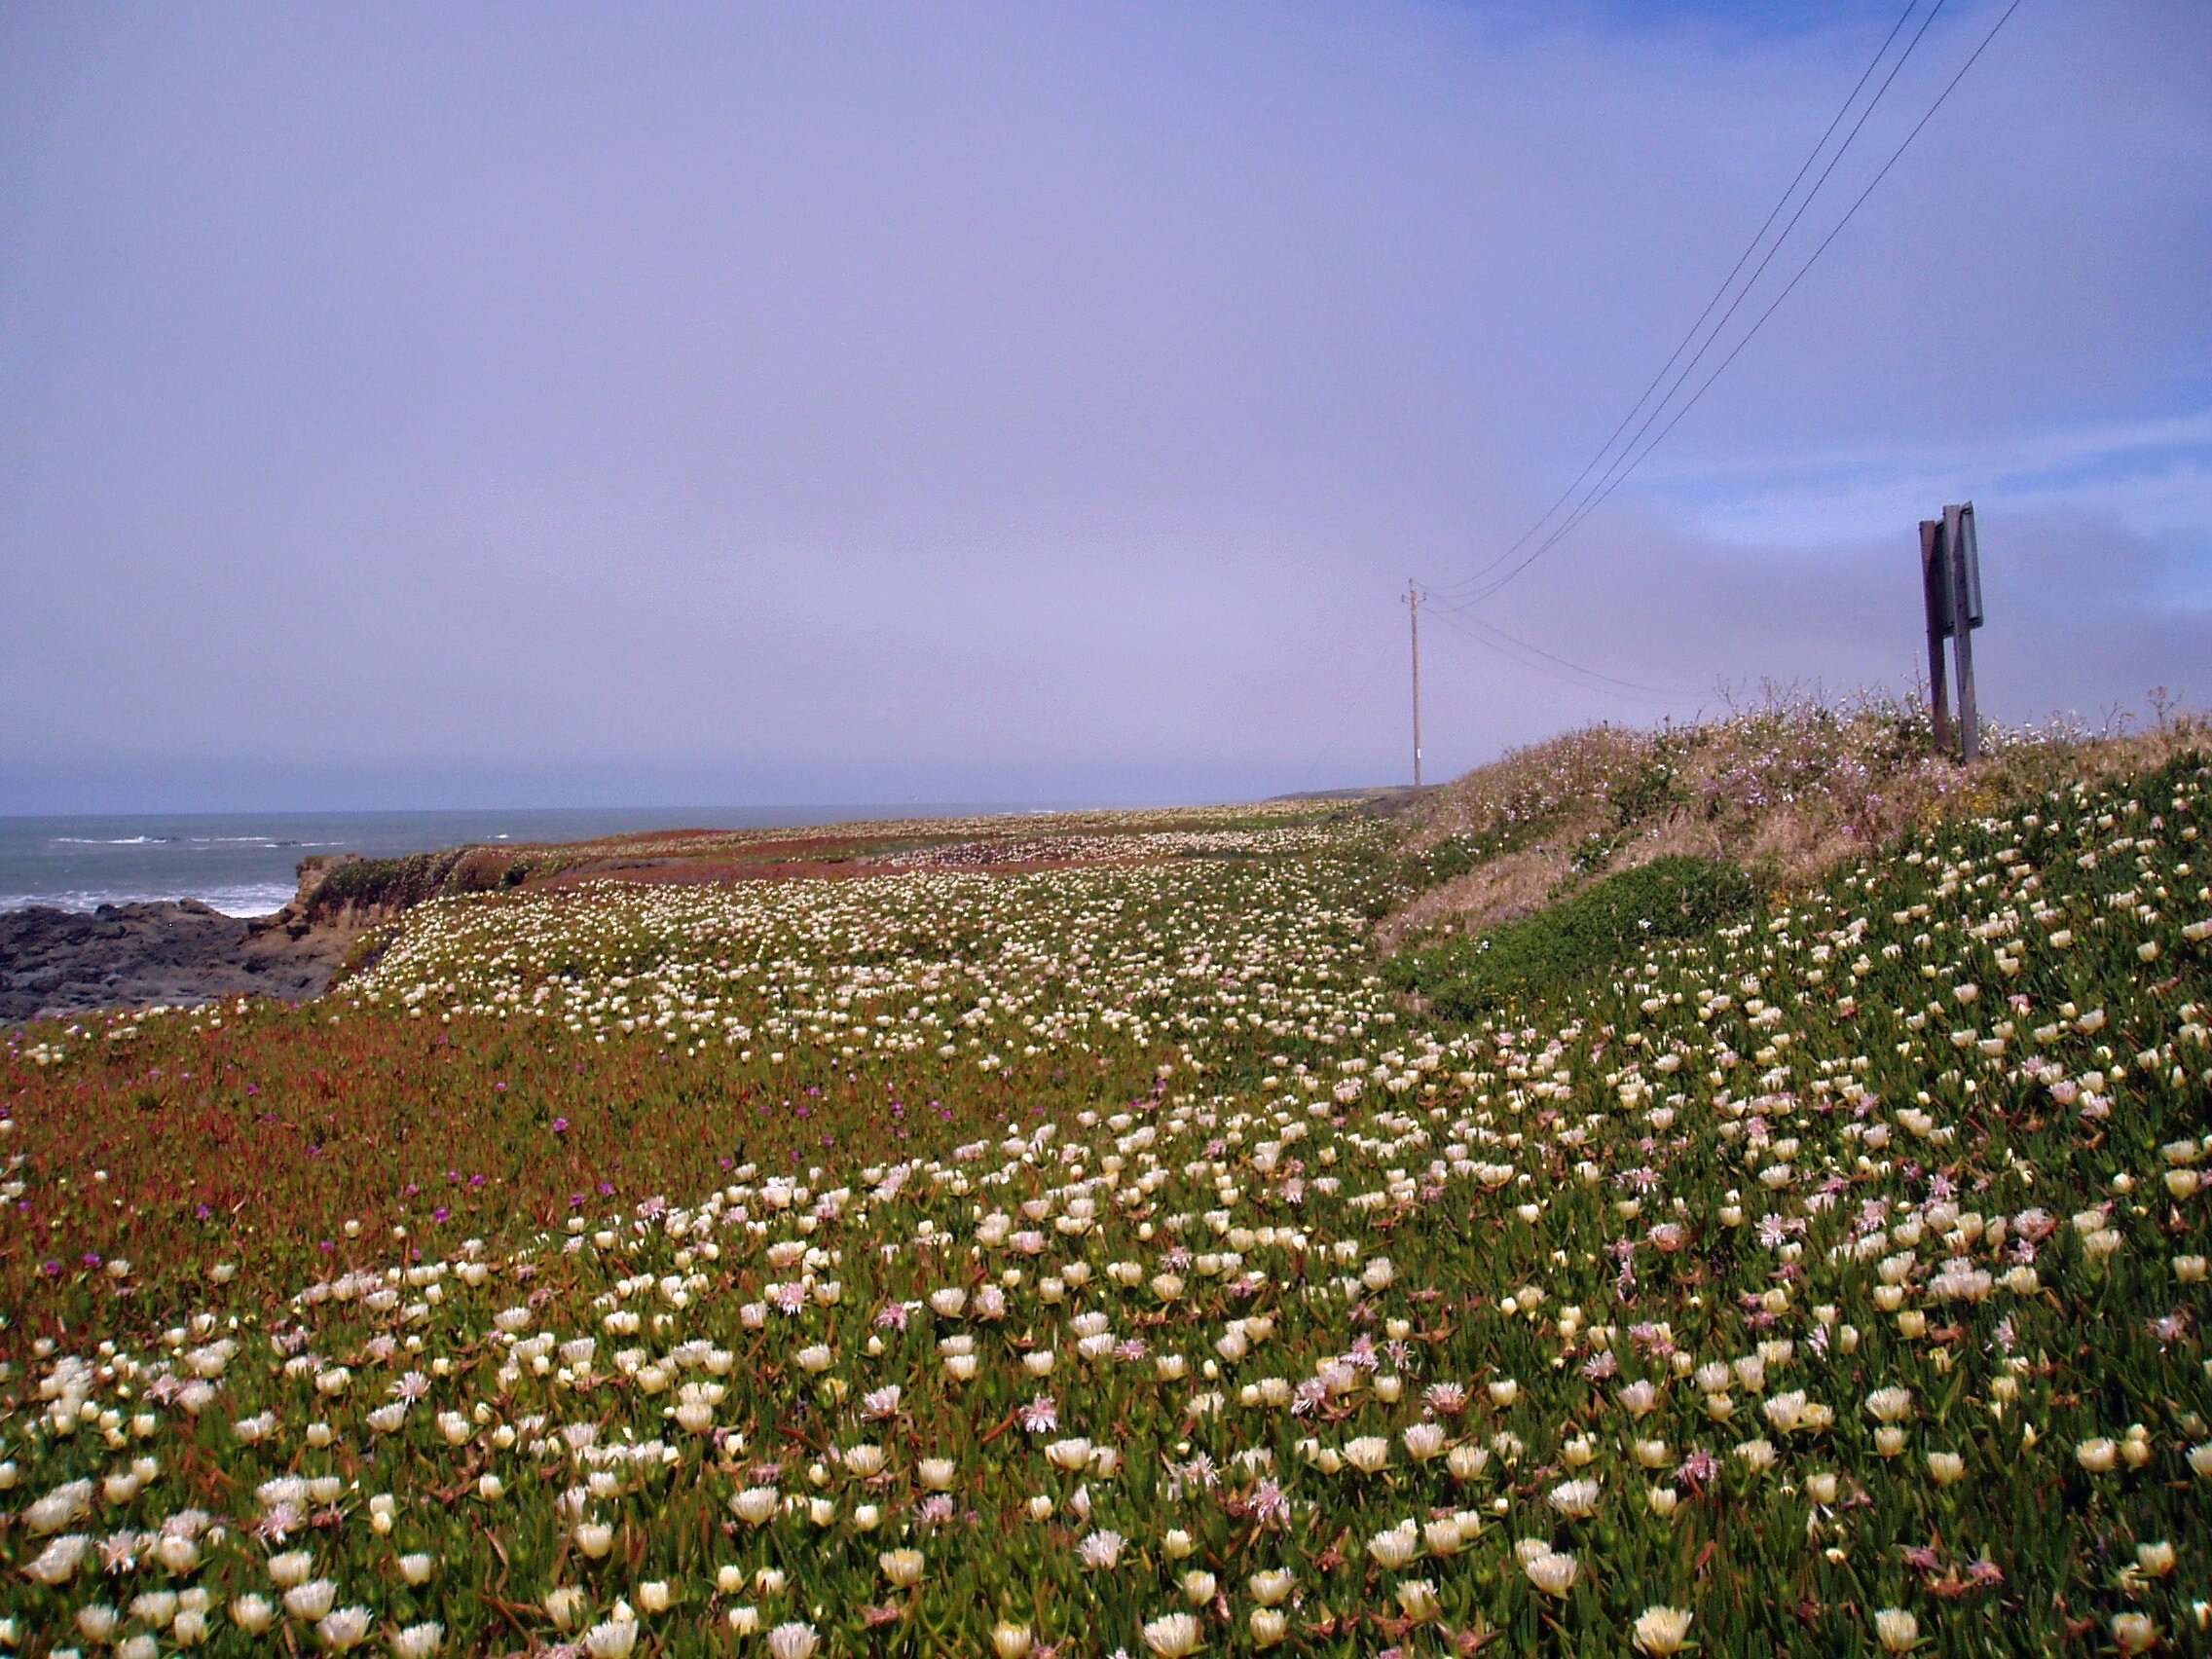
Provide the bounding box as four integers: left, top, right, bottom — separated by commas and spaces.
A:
0, 856, 383, 1021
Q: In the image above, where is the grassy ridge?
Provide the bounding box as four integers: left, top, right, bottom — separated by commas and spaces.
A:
1383, 694, 2210, 952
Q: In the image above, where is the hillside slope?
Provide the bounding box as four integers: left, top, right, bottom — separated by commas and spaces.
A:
3, 737, 2209, 1653
1383, 696, 2208, 955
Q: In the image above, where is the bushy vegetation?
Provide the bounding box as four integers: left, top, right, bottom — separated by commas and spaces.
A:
307, 849, 532, 919
1386, 856, 1761, 1020
1384, 691, 2212, 951
2, 758, 2209, 1656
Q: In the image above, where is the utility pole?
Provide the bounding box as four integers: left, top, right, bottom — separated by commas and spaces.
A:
1406, 579, 1423, 789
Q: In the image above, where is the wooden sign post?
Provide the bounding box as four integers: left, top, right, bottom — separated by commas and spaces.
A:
1918, 503, 1985, 761
1919, 518, 1952, 754
1945, 502, 1983, 761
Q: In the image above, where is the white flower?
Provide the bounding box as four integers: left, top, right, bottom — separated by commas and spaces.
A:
1394, 1579, 1441, 1622
1046, 1437, 1093, 1471
1344, 1435, 1389, 1473
1401, 1421, 1447, 1461
26, 1535, 91, 1586
1078, 1530, 1126, 1569
1634, 1606, 1693, 1655
1864, 1387, 1913, 1424
1524, 1550, 1579, 1596
2076, 1438, 2119, 1473
730, 1488, 779, 1526
284, 1581, 338, 1623
1874, 1608, 1918, 1652
543, 1589, 586, 1632
1141, 1611, 1203, 1657
1367, 1522, 1420, 1569
316, 1607, 373, 1652
917, 1457, 957, 1491
1547, 1478, 1601, 1519
2112, 1612, 2158, 1654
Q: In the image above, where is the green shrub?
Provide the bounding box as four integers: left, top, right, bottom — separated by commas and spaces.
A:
1609, 757, 1688, 828
1387, 855, 1760, 1019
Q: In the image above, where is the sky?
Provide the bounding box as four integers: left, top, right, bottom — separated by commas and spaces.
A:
3, 0, 2208, 812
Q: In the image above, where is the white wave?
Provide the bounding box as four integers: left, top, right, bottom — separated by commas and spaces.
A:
1, 883, 296, 918
51, 835, 175, 845
203, 886, 298, 917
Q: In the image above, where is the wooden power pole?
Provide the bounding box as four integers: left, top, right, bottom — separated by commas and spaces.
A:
1406, 580, 1423, 789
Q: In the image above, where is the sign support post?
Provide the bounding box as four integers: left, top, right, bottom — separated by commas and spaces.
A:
1919, 518, 1953, 754
1918, 503, 1985, 761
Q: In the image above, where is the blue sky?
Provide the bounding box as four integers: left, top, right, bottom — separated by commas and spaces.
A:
2, 1, 2207, 811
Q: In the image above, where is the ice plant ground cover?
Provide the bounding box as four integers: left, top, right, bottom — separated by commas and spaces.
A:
2, 761, 2210, 1655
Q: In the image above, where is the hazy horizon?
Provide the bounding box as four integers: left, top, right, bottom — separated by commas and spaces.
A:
0, 792, 1245, 820
6, 1, 2208, 814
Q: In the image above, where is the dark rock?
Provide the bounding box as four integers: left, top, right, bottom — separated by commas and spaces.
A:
0, 900, 361, 1023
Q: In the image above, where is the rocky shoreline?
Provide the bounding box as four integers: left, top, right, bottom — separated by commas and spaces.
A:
0, 899, 357, 1023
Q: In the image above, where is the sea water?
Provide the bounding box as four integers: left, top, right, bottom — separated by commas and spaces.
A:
0, 805, 1008, 917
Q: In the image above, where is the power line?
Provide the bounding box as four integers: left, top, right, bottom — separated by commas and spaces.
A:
1436, 0, 1979, 610
1450, 0, 2026, 606
1425, 0, 1931, 597
1391, 1, 2024, 760
1419, 592, 1688, 700
1431, 613, 1676, 704
1460, 0, 1952, 599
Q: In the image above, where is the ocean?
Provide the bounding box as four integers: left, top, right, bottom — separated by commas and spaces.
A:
0, 805, 1010, 917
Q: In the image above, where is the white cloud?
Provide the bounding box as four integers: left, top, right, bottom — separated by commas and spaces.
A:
1633, 411, 2212, 547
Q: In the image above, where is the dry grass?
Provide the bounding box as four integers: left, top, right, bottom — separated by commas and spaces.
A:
1377, 845, 1584, 951
1387, 689, 2208, 946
